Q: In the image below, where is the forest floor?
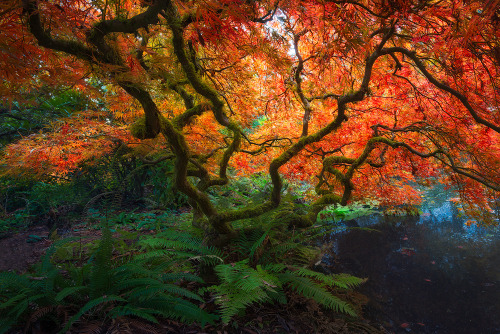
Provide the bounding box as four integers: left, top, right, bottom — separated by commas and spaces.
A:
0, 223, 386, 334
0, 224, 51, 272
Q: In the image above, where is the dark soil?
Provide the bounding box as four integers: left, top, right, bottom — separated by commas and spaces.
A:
0, 224, 52, 272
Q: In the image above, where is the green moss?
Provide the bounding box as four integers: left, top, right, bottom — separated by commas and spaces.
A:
130, 116, 149, 139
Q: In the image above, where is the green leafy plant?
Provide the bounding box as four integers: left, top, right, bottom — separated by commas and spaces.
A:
0, 208, 32, 233
0, 224, 217, 333
204, 210, 366, 324
0, 89, 89, 146
137, 226, 226, 268
207, 260, 365, 324
317, 201, 379, 223
85, 208, 189, 231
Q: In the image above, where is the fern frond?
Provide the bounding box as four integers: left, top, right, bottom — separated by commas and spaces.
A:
11, 299, 30, 321
0, 272, 31, 291
112, 261, 170, 278
158, 284, 204, 302
278, 273, 356, 316
262, 263, 287, 273
55, 286, 88, 302
292, 267, 366, 289
235, 228, 265, 256
170, 298, 218, 325
248, 230, 269, 259
89, 225, 113, 299
127, 283, 203, 303
108, 306, 159, 324
210, 261, 285, 323
0, 319, 17, 334
134, 249, 196, 261
160, 272, 204, 284
331, 273, 367, 289
59, 295, 126, 334
0, 292, 28, 311
136, 295, 216, 326
216, 287, 270, 324
139, 238, 198, 251
113, 278, 164, 291
188, 254, 225, 266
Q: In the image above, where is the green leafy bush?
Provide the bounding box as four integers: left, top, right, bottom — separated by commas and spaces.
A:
0, 225, 216, 333
0, 89, 89, 146
202, 209, 367, 324
207, 260, 365, 323
317, 201, 379, 223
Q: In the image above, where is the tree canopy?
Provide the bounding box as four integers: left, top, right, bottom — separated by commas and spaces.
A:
1, 0, 499, 235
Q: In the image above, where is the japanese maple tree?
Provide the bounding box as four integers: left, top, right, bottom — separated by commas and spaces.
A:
1, 0, 499, 237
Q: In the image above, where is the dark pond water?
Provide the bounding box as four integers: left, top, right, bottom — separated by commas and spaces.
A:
322, 189, 500, 334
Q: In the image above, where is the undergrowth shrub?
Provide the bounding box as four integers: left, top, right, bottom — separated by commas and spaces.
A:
0, 171, 369, 331
207, 261, 365, 323
0, 89, 89, 147
0, 224, 216, 334
0, 151, 189, 233
205, 209, 366, 324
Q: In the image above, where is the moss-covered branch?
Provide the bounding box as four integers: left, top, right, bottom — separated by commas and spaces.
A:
173, 103, 211, 129
287, 193, 342, 228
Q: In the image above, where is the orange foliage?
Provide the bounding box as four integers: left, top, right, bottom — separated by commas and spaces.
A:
0, 0, 499, 225
2, 111, 132, 178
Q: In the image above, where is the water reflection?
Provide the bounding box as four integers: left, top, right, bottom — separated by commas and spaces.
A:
323, 191, 500, 334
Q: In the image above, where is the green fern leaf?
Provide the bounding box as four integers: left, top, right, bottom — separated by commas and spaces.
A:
0, 319, 17, 334
0, 293, 28, 311
89, 225, 114, 299
160, 272, 204, 284
331, 273, 367, 289
55, 286, 88, 302
249, 229, 269, 260
160, 284, 204, 302
108, 306, 159, 323
59, 295, 126, 334
278, 273, 356, 316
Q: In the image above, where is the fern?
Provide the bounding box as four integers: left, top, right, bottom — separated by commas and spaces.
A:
291, 267, 366, 289
55, 286, 88, 302
0, 224, 218, 333
108, 305, 160, 324
89, 224, 113, 299
209, 257, 364, 323
0, 319, 16, 334
136, 228, 225, 269
277, 272, 357, 316
60, 295, 127, 333
208, 261, 285, 323
130, 295, 217, 326
26, 306, 56, 332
